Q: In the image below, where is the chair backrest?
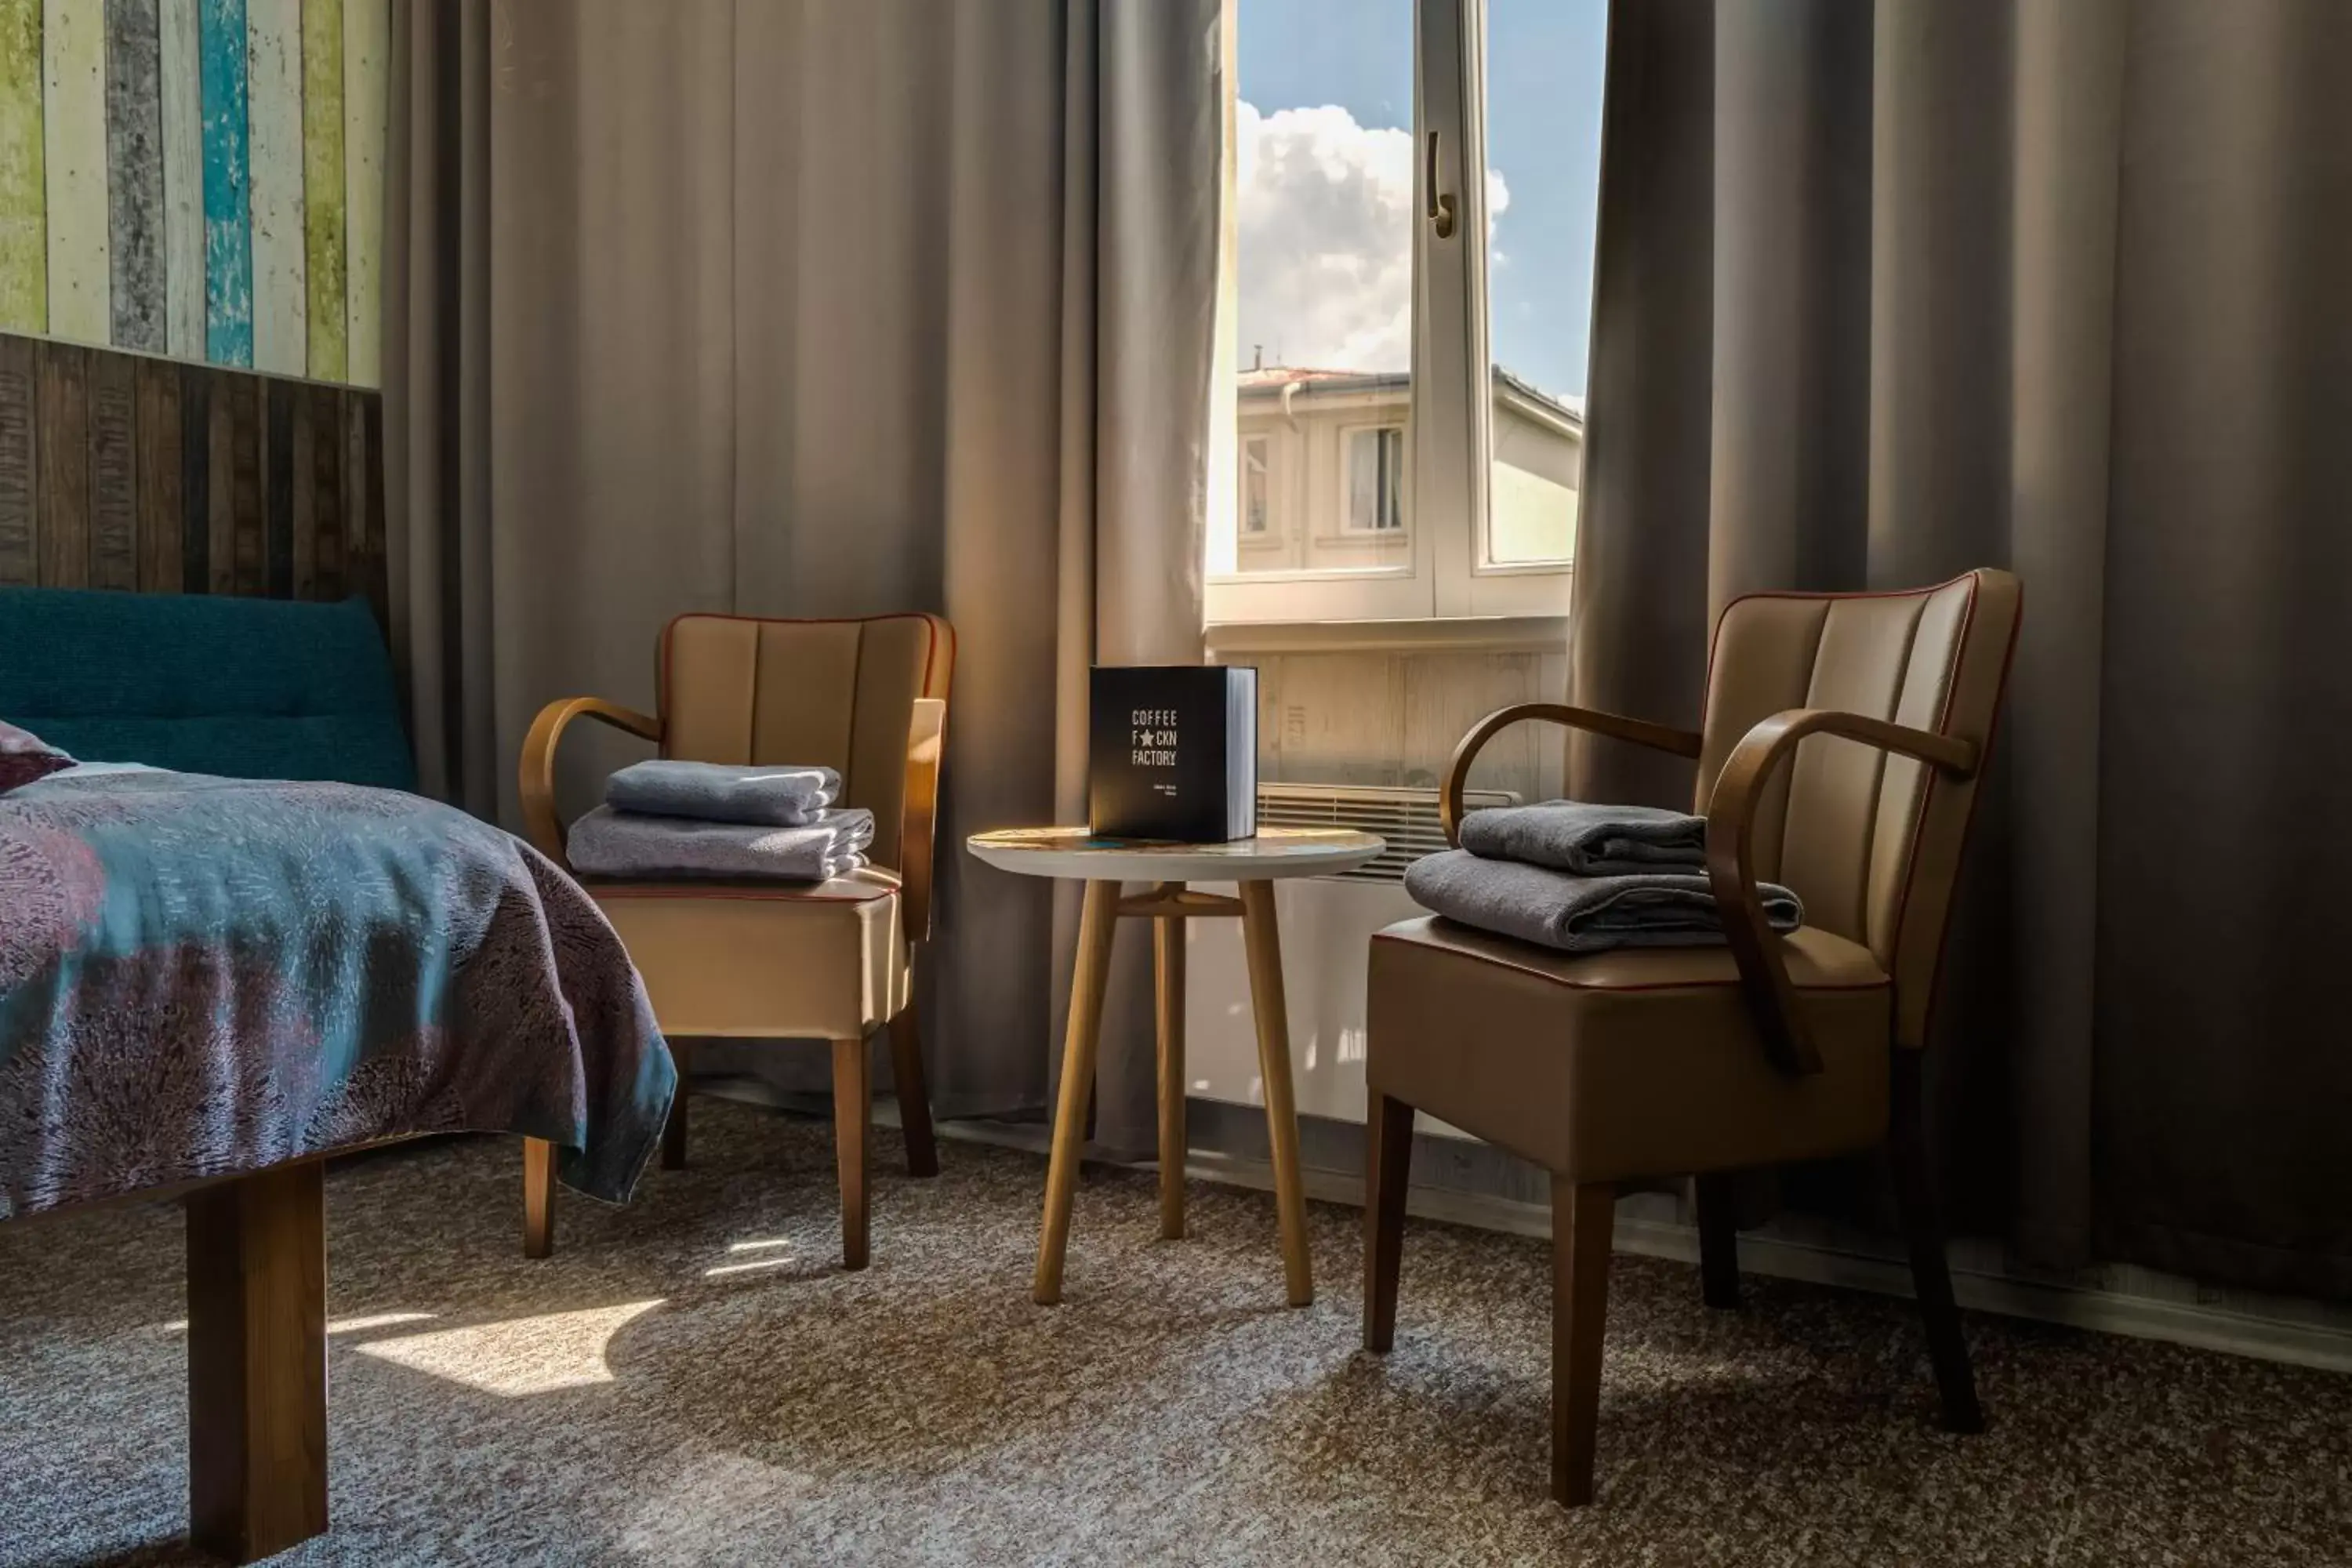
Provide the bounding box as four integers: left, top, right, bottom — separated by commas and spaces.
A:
657, 612, 954, 873
0, 586, 414, 790
1695, 570, 2020, 1049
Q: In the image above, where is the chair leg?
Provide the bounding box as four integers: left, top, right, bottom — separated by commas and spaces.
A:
1889, 1051, 1984, 1434
660, 1040, 692, 1171
889, 1006, 940, 1178
833, 1036, 872, 1271
1552, 1178, 1614, 1508
521, 1137, 556, 1258
1695, 1173, 1740, 1309
1363, 1090, 1414, 1352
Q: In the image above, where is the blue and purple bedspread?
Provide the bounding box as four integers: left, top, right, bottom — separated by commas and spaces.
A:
0, 767, 674, 1219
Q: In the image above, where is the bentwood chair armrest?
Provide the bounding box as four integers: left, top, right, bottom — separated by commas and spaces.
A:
518, 697, 663, 865
1440, 702, 1705, 847
1704, 708, 1980, 1078
899, 698, 948, 943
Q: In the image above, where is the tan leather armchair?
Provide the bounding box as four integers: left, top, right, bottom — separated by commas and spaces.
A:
1363, 570, 2021, 1507
517, 612, 954, 1270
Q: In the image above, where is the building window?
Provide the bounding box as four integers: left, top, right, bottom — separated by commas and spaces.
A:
1241, 434, 1273, 535
1207, 0, 1606, 625
1345, 426, 1406, 533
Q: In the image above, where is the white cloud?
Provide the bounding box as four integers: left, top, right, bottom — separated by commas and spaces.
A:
1236, 101, 1509, 375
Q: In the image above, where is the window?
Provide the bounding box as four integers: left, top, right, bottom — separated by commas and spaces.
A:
1345, 426, 1406, 533
1208, 0, 1608, 626
1241, 434, 1273, 536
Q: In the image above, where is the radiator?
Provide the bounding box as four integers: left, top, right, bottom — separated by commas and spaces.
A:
1183, 782, 1512, 1130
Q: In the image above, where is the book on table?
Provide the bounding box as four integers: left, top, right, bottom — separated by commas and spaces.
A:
1087, 665, 1258, 843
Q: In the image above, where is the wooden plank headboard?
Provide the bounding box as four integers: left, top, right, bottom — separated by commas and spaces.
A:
0, 332, 387, 621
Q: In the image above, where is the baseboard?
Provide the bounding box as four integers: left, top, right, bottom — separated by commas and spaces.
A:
917, 1103, 2352, 1376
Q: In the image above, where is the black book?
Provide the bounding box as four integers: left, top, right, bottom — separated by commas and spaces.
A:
1087, 665, 1258, 842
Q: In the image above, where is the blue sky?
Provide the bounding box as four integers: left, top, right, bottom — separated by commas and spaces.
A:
1235, 0, 1608, 401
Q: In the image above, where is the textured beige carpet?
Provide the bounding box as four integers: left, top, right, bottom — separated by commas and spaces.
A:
3, 1095, 2349, 1566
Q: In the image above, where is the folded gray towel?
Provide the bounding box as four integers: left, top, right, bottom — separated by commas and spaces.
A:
1459, 799, 1708, 877
567, 805, 873, 883
1403, 848, 1802, 954
605, 760, 841, 827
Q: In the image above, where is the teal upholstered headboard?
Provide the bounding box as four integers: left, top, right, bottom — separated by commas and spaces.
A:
0, 588, 415, 792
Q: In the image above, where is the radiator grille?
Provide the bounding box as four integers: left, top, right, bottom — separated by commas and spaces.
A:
1255, 782, 1519, 883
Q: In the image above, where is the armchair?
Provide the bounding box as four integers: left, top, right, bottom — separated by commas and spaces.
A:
1367, 571, 2020, 1506
517, 612, 955, 1269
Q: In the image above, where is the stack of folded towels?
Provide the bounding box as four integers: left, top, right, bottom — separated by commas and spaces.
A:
1403, 800, 1803, 953
564, 760, 874, 883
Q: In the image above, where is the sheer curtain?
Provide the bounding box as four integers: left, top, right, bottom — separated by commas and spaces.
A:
385, 0, 1221, 1138
1573, 0, 2352, 1297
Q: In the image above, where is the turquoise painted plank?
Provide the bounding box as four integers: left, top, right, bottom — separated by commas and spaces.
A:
106, 0, 165, 352
199, 0, 252, 365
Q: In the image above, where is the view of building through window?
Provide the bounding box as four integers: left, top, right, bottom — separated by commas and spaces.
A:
1217, 0, 1608, 619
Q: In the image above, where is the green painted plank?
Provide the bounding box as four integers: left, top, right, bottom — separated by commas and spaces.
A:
0, 1, 44, 332
303, 0, 344, 379
342, 0, 382, 386
42, 0, 109, 343
245, 0, 303, 375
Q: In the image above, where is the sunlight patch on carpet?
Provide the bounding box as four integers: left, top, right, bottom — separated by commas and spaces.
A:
352, 1300, 664, 1396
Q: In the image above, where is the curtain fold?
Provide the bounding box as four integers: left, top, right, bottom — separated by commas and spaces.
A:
385, 0, 1218, 1140
1574, 0, 2352, 1298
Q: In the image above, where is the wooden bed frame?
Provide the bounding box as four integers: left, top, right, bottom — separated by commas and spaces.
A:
23, 1136, 430, 1563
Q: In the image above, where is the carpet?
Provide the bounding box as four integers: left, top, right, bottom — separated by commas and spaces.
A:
2, 1096, 2347, 1566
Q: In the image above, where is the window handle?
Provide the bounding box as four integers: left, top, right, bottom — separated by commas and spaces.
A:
1425, 130, 1457, 240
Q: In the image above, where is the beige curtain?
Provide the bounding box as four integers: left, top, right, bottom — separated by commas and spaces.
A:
1574, 0, 2352, 1298
384, 0, 1220, 1139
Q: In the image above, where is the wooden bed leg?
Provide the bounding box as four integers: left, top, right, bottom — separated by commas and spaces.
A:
187, 1160, 329, 1563
523, 1138, 557, 1259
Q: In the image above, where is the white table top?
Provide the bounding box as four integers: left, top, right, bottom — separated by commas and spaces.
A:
966, 826, 1385, 882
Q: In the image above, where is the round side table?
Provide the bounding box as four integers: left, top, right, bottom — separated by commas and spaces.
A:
967, 826, 1385, 1307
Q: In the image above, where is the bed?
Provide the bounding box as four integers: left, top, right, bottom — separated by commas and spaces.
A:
0, 589, 673, 1562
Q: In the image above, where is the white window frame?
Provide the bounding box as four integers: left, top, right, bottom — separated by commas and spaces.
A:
1206, 0, 1586, 628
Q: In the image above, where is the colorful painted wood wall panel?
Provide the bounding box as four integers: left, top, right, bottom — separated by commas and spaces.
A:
0, 0, 383, 387
0, 326, 384, 612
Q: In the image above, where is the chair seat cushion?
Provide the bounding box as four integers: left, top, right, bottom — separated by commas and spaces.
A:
588, 870, 906, 1040
1367, 916, 1893, 1184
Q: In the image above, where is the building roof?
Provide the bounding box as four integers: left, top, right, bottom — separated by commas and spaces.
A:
1238, 363, 1583, 426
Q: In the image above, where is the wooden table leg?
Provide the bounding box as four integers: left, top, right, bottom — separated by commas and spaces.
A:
1034, 879, 1120, 1305
1238, 878, 1313, 1308
187, 1160, 329, 1563
1155, 882, 1187, 1240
